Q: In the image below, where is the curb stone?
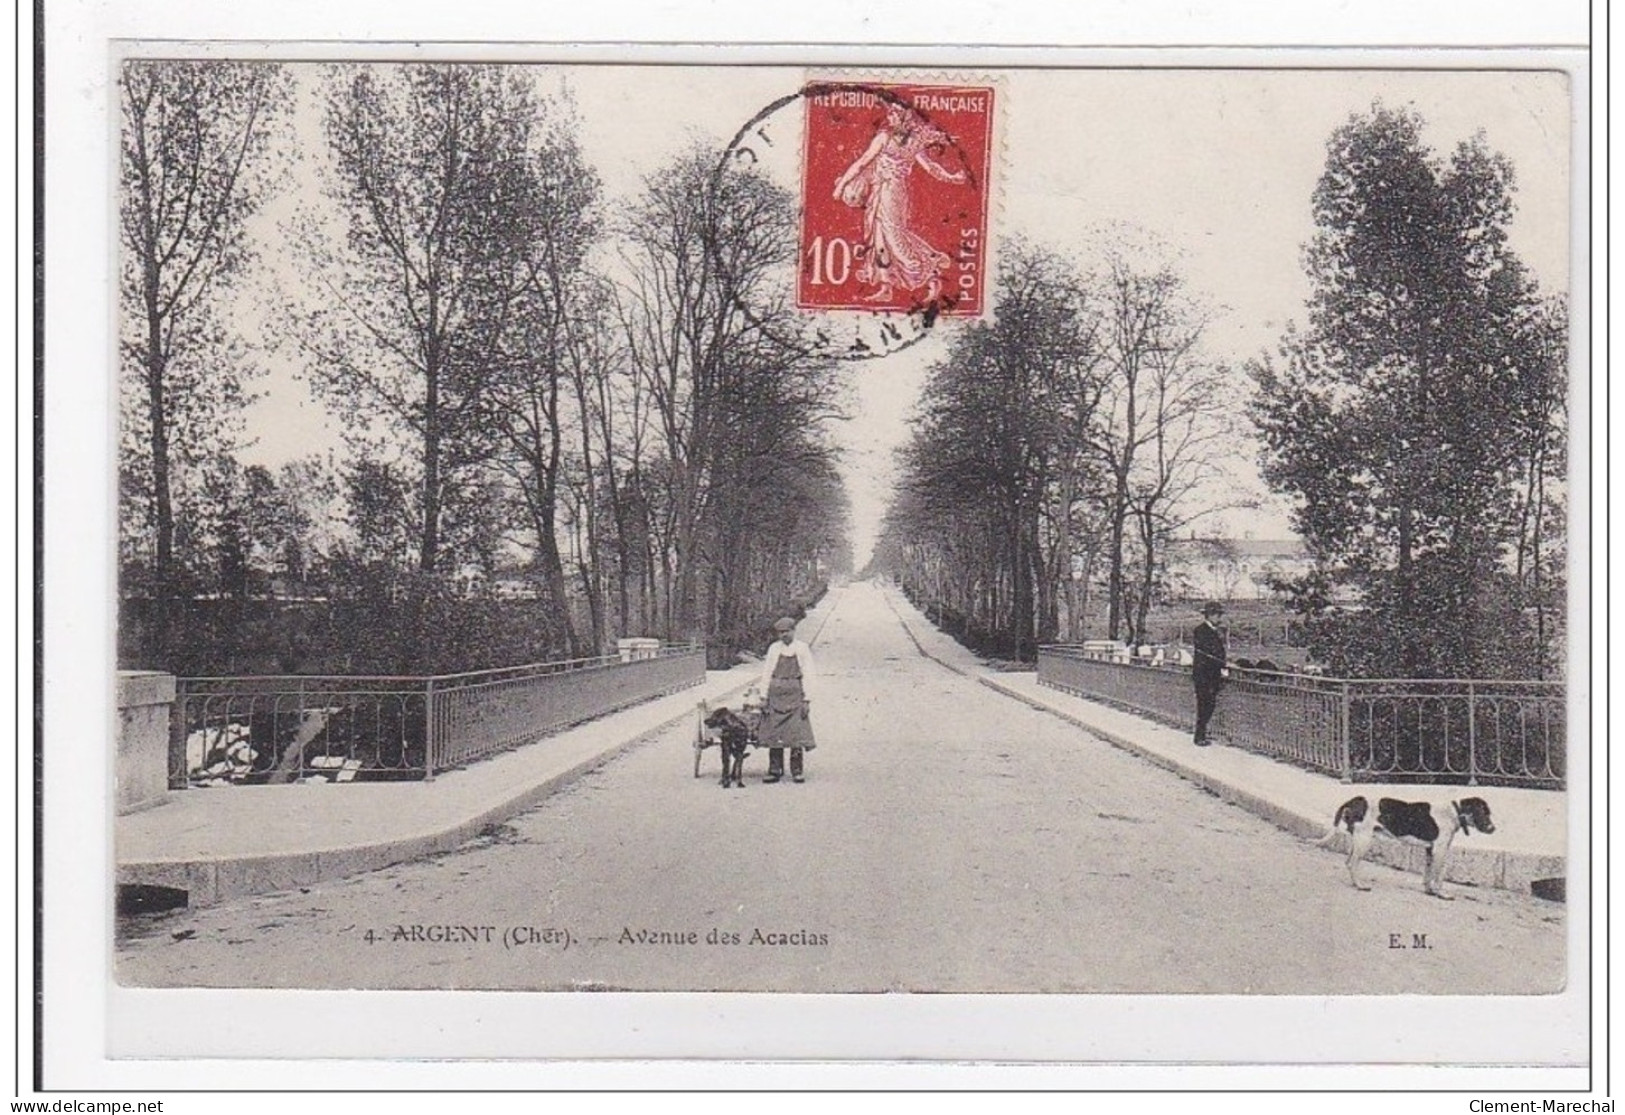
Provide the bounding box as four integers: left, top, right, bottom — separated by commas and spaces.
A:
118, 673, 760, 911
976, 674, 1560, 898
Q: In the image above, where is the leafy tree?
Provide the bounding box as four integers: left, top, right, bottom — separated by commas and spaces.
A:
118, 59, 289, 665
264, 457, 340, 589
879, 242, 1230, 656
289, 63, 602, 668
1504, 296, 1568, 677
296, 63, 545, 583
702, 351, 847, 654
1251, 105, 1566, 678
886, 244, 1101, 656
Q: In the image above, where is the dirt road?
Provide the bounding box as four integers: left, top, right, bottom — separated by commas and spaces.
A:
116, 581, 1565, 994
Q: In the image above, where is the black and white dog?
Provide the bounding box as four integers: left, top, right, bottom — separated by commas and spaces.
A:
702, 706, 755, 789
1320, 795, 1495, 898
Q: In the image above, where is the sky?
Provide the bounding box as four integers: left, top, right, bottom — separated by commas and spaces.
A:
236, 63, 1574, 567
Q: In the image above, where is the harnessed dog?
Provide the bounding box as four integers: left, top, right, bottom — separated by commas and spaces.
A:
701, 706, 755, 789
1320, 795, 1495, 898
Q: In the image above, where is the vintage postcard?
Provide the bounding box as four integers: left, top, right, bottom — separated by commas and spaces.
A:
66, 37, 1589, 1081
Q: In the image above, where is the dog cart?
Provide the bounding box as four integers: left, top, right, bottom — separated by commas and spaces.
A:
694, 687, 763, 778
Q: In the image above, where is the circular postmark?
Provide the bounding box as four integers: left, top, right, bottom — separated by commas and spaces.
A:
710, 80, 994, 363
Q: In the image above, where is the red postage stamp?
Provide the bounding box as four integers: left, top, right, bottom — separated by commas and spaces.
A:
798, 82, 995, 317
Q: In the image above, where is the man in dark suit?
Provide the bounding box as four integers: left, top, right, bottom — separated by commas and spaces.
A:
1191, 601, 1228, 746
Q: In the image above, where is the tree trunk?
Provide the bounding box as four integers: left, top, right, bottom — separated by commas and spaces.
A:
604, 468, 632, 637
1008, 512, 1026, 656
1134, 552, 1155, 648
1050, 473, 1076, 644
420, 328, 443, 579
572, 376, 605, 652
144, 271, 174, 668
537, 361, 579, 653
535, 499, 576, 655
1075, 545, 1097, 642
1530, 448, 1547, 679
1106, 483, 1128, 640
1134, 506, 1158, 648
671, 459, 701, 640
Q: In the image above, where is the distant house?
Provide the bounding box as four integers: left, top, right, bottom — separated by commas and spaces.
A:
453, 563, 487, 597
452, 563, 541, 600
1164, 537, 1311, 602
491, 575, 540, 600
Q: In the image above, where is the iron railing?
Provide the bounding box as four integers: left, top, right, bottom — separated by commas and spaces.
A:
171, 646, 705, 787
426, 650, 705, 772
1036, 646, 1564, 789
1342, 679, 1565, 787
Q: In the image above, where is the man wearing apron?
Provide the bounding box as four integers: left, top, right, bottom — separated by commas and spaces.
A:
758, 616, 817, 783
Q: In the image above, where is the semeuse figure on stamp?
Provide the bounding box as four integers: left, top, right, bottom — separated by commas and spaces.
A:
831, 101, 967, 304
759, 616, 817, 783
1192, 601, 1228, 746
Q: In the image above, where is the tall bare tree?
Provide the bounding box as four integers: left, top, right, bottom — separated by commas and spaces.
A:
1121, 329, 1233, 644
1091, 258, 1193, 640
480, 113, 603, 653
618, 148, 842, 648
